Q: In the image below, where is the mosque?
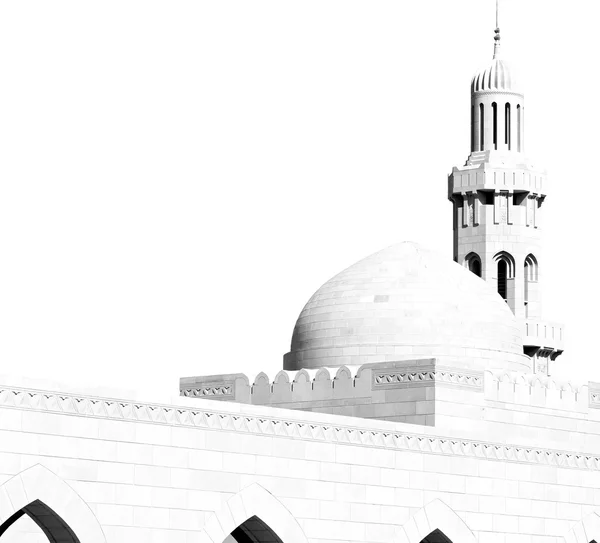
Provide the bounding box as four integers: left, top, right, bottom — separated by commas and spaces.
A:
0, 7, 597, 543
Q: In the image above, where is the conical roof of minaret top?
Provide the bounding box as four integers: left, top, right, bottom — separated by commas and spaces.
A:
471, 23, 521, 94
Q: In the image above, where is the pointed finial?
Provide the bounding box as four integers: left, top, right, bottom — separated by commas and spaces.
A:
494, 0, 501, 58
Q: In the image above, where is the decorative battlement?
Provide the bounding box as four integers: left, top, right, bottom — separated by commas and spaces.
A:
450, 161, 547, 197
181, 359, 485, 426
485, 369, 587, 412
182, 362, 595, 425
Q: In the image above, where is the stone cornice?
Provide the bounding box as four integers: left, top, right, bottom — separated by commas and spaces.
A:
1, 384, 600, 471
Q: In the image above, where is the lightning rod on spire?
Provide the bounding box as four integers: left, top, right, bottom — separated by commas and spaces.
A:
493, 0, 501, 59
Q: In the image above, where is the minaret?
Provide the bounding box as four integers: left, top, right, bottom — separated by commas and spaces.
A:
448, 2, 564, 374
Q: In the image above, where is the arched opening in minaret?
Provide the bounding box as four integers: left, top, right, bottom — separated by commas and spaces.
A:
492, 102, 498, 150
524, 254, 538, 317
493, 252, 515, 304
498, 260, 507, 300
505, 103, 511, 150
479, 103, 484, 150
228, 516, 284, 543
420, 529, 454, 543
517, 104, 522, 151
471, 105, 474, 152
465, 252, 482, 278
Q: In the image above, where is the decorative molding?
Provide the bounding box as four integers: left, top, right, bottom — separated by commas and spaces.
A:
472, 90, 524, 97
181, 384, 233, 399
373, 370, 483, 389
1, 384, 599, 470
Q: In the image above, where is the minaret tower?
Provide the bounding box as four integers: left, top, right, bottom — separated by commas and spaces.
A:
448, 2, 564, 374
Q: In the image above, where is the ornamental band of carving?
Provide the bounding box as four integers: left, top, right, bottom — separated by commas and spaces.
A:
373, 371, 483, 388
181, 385, 233, 398
1, 384, 599, 470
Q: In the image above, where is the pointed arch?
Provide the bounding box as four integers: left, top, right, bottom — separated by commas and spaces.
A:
464, 252, 482, 278
396, 499, 477, 543
524, 253, 538, 281
0, 464, 106, 543
565, 511, 600, 543
200, 483, 309, 543
493, 251, 515, 302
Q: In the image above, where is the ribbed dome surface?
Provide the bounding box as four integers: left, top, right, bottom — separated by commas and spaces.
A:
471, 58, 520, 94
284, 242, 528, 372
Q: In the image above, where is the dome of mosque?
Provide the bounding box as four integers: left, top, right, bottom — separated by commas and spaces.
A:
471, 28, 521, 95
283, 242, 528, 372
471, 56, 521, 94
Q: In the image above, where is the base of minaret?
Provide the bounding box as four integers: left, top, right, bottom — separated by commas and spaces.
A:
522, 318, 564, 375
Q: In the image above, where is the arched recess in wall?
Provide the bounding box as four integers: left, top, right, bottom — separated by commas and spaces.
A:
0, 464, 106, 543
201, 483, 309, 543
464, 252, 482, 278
396, 499, 478, 543
564, 511, 600, 543
493, 251, 515, 302
524, 254, 538, 314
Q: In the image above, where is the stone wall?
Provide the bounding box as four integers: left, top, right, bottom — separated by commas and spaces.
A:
2, 378, 600, 543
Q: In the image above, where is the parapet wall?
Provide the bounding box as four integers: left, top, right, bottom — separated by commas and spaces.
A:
181, 359, 485, 425
181, 360, 597, 429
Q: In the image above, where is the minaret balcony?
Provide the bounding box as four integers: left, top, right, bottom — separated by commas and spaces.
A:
523, 318, 565, 354
449, 157, 547, 200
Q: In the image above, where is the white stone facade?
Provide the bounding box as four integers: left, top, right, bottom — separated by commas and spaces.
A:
2, 372, 600, 542
0, 9, 586, 543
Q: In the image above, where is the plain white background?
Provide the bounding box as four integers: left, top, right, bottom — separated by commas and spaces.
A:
0, 0, 597, 396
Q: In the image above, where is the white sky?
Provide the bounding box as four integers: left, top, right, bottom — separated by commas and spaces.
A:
0, 0, 597, 397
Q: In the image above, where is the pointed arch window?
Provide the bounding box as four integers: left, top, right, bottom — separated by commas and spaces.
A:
465, 252, 482, 278
493, 251, 515, 303
524, 254, 538, 316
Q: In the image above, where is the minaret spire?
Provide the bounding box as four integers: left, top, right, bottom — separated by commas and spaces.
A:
494, 0, 501, 58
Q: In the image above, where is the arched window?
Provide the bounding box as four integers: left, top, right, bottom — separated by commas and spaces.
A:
524, 254, 538, 282
464, 252, 482, 277
497, 260, 508, 300
517, 104, 522, 151
492, 102, 498, 149
524, 254, 538, 316
479, 103, 484, 150
493, 251, 515, 303
505, 103, 511, 149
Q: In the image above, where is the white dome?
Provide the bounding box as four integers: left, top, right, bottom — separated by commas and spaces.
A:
284, 242, 528, 372
471, 57, 521, 94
